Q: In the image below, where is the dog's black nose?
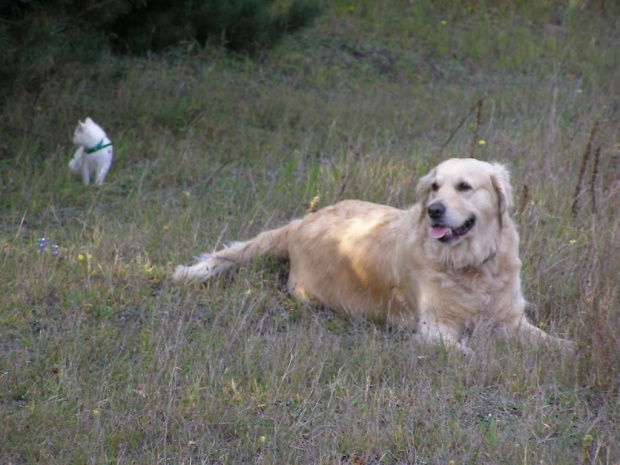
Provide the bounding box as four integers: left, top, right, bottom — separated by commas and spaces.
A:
427, 202, 445, 220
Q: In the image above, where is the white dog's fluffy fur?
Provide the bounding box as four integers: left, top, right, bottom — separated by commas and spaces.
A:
174, 158, 571, 354
69, 117, 113, 186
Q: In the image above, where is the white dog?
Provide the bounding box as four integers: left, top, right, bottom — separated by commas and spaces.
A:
174, 158, 572, 354
69, 117, 113, 186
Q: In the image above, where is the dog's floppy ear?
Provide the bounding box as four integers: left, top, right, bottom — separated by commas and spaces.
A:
416, 167, 436, 205
490, 163, 513, 226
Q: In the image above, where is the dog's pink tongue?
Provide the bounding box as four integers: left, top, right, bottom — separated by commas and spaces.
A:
431, 226, 451, 239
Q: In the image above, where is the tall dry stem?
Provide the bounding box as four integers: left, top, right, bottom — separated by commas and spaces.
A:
438, 96, 486, 157
470, 97, 485, 157
517, 184, 530, 216
571, 116, 600, 220
589, 146, 600, 213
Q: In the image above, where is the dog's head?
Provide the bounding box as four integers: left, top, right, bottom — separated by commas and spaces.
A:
73, 117, 106, 149
416, 158, 513, 255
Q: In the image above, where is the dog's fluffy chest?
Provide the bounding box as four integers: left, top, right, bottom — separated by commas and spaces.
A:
429, 259, 515, 318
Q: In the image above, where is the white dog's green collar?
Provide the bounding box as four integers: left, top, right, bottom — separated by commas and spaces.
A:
86, 139, 113, 154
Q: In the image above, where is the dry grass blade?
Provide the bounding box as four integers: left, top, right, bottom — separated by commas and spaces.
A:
335, 151, 359, 202
470, 97, 485, 157
304, 195, 321, 213
517, 184, 530, 216
571, 116, 600, 220
437, 96, 486, 157
589, 146, 601, 213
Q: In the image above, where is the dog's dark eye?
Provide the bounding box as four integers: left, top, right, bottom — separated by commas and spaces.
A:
457, 181, 472, 192
431, 182, 439, 191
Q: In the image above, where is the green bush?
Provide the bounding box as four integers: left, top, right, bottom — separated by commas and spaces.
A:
111, 0, 322, 53
0, 0, 321, 92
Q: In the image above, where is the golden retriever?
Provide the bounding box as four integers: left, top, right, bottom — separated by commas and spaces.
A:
174, 158, 571, 354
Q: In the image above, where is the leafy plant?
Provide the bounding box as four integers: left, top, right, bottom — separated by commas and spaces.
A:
0, 0, 321, 92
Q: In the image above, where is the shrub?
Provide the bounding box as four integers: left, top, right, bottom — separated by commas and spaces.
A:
0, 0, 321, 92
111, 0, 322, 53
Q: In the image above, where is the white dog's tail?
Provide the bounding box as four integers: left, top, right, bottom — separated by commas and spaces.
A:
69, 147, 84, 174
173, 220, 302, 282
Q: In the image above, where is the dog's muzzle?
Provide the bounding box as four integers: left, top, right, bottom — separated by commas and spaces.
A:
427, 202, 476, 242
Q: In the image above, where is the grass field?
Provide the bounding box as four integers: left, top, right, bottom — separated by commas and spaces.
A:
1, 1, 619, 463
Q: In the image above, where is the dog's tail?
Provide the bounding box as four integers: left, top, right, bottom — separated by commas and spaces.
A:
173, 219, 302, 282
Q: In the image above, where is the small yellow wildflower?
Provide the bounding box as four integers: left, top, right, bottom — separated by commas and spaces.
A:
92, 409, 100, 415
142, 264, 155, 273
478, 139, 486, 146
440, 20, 447, 26
78, 253, 85, 261
259, 435, 266, 443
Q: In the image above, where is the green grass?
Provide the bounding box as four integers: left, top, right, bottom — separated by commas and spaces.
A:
1, 1, 619, 463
